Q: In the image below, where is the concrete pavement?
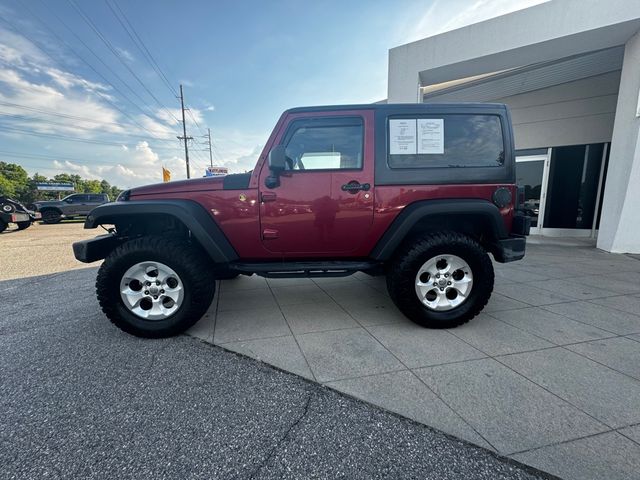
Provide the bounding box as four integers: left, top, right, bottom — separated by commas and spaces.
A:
0, 268, 549, 480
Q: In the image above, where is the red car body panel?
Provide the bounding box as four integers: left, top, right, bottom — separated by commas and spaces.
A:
130, 108, 516, 260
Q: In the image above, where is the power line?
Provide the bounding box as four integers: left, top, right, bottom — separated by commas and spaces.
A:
0, 112, 174, 142
105, 0, 178, 97
24, 0, 170, 127
67, 0, 181, 125
0, 124, 184, 151
0, 101, 170, 136
0, 14, 177, 150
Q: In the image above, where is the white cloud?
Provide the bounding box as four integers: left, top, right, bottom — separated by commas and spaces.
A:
116, 47, 134, 62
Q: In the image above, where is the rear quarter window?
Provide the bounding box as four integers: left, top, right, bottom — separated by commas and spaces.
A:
388, 114, 504, 169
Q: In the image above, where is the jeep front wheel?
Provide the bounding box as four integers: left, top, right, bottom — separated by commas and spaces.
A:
96, 236, 215, 338
42, 210, 61, 224
387, 232, 494, 329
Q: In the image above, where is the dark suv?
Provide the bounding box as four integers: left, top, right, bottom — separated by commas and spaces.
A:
73, 103, 530, 338
35, 193, 109, 224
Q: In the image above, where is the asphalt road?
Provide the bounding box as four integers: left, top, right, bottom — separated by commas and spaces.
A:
0, 268, 553, 480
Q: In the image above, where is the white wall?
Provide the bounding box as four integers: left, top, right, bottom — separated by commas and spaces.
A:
388, 0, 640, 103
495, 71, 620, 149
597, 31, 640, 253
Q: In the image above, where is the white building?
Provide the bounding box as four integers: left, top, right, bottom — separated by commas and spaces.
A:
387, 0, 640, 253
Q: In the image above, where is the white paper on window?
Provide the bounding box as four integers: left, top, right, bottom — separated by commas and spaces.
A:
417, 118, 444, 154
389, 119, 417, 155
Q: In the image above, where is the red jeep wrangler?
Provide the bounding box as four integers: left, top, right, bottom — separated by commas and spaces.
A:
73, 103, 530, 338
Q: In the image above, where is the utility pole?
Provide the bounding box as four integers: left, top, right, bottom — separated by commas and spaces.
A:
177, 84, 193, 179
206, 128, 213, 168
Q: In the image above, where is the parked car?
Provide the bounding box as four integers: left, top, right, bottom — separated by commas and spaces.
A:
35, 193, 110, 224
73, 103, 530, 338
0, 196, 41, 233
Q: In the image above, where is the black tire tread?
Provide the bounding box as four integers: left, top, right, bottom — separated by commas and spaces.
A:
96, 235, 214, 338
387, 231, 494, 329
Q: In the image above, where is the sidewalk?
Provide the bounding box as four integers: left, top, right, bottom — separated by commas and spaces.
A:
189, 242, 640, 480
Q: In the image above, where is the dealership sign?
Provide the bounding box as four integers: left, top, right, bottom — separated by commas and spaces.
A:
35, 182, 75, 191
205, 166, 228, 177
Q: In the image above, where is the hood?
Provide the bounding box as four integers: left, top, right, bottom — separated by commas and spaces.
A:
130, 176, 226, 197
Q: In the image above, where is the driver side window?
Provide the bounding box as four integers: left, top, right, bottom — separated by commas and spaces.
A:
284, 117, 363, 171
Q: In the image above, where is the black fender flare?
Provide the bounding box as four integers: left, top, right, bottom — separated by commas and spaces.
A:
84, 200, 239, 263
370, 199, 509, 261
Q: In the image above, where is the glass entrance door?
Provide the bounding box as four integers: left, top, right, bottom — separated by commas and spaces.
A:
515, 154, 548, 235
542, 144, 607, 237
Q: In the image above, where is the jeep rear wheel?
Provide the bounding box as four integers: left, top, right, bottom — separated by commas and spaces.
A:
42, 210, 61, 224
387, 232, 494, 329
17, 221, 31, 230
96, 236, 215, 338
0, 220, 7, 233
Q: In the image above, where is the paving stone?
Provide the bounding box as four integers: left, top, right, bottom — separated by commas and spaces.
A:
219, 274, 268, 291
213, 308, 290, 344
326, 370, 493, 450
618, 424, 640, 444
186, 310, 216, 343
220, 335, 314, 380
217, 288, 278, 311
493, 266, 551, 283
296, 328, 404, 382
447, 314, 554, 356
494, 283, 575, 306
414, 358, 605, 454
532, 278, 618, 300
489, 307, 611, 345
573, 273, 640, 295
271, 285, 333, 307
483, 293, 529, 313
543, 301, 640, 335
499, 348, 640, 428
590, 295, 640, 316
265, 277, 317, 288
512, 432, 640, 480
368, 323, 486, 368
565, 337, 640, 380
281, 302, 358, 334
342, 304, 409, 327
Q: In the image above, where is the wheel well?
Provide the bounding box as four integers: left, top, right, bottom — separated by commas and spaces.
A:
399, 214, 501, 255
111, 213, 190, 240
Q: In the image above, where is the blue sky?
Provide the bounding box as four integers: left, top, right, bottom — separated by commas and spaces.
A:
0, 0, 545, 188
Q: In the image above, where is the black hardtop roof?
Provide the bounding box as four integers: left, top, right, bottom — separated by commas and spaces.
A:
284, 102, 508, 115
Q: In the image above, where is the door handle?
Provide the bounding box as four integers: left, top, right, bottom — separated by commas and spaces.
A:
261, 192, 277, 202
341, 181, 370, 194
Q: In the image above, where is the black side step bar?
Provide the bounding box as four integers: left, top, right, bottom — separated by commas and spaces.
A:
228, 261, 381, 278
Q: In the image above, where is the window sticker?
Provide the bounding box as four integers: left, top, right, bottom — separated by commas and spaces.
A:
389, 119, 417, 155
418, 118, 444, 154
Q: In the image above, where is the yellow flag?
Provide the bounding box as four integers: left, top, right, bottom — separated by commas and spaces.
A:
162, 167, 171, 182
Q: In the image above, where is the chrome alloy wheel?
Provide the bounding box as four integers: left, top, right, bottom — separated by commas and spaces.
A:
414, 254, 473, 311
119, 261, 184, 320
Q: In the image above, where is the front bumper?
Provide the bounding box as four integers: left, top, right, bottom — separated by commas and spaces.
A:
73, 234, 122, 263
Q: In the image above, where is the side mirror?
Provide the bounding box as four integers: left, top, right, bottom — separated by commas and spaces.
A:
268, 145, 287, 172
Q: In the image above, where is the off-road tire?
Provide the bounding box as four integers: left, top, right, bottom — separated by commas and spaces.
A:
17, 221, 31, 230
96, 235, 215, 338
42, 210, 62, 224
0, 220, 6, 233
386, 232, 494, 329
